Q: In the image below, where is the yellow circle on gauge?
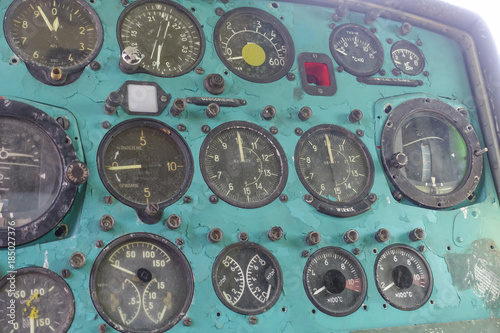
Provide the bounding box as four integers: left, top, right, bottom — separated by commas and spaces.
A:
242, 43, 266, 66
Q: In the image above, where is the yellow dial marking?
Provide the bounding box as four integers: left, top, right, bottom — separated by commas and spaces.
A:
242, 43, 266, 67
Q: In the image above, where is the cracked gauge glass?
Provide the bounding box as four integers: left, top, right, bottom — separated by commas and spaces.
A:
0, 267, 75, 332
214, 7, 295, 83
117, 0, 205, 77
90, 233, 194, 333
212, 242, 283, 315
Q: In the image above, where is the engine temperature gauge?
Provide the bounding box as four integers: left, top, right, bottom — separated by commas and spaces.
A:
391, 41, 425, 75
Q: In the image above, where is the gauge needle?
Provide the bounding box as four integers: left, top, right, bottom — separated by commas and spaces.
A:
237, 131, 245, 162
106, 164, 142, 171
111, 264, 136, 276
325, 134, 334, 164
118, 307, 127, 323
265, 284, 272, 301
335, 48, 348, 56
30, 317, 35, 333
0, 147, 34, 159
158, 305, 168, 320
156, 44, 163, 69
38, 6, 54, 32
382, 282, 395, 292
313, 286, 326, 295
227, 56, 244, 61
53, 16, 60, 32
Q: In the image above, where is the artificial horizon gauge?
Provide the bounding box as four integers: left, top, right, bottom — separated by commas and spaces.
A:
0, 99, 85, 247
199, 121, 288, 208
303, 247, 367, 317
97, 119, 193, 224
212, 242, 283, 315
380, 97, 484, 209
374, 244, 433, 311
117, 0, 205, 77
391, 41, 425, 75
294, 124, 375, 217
213, 7, 295, 83
0, 267, 75, 332
329, 23, 384, 77
3, 0, 103, 85
90, 233, 194, 333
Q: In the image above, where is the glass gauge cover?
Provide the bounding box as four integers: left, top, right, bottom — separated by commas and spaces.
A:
303, 247, 367, 317
295, 124, 375, 217
0, 99, 81, 247
3, 0, 103, 85
0, 267, 75, 332
212, 242, 283, 315
214, 7, 295, 83
199, 121, 288, 208
374, 244, 433, 311
117, 0, 205, 77
90, 233, 194, 333
391, 41, 425, 75
97, 119, 193, 223
329, 23, 384, 77
380, 98, 483, 209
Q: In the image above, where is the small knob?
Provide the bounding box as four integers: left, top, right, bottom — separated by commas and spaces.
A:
104, 91, 123, 115
375, 228, 391, 243
205, 103, 220, 118
65, 161, 89, 185
343, 230, 359, 244
349, 109, 363, 123
120, 46, 143, 73
268, 226, 284, 241
364, 9, 381, 25
261, 105, 276, 120
204, 73, 226, 95
208, 228, 223, 243
409, 228, 426, 241
99, 215, 115, 232
332, 5, 349, 22
298, 106, 313, 121
170, 98, 187, 117
391, 152, 408, 169
399, 22, 412, 36
306, 231, 321, 246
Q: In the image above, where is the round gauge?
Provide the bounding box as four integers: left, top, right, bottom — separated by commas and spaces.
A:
212, 242, 283, 315
0, 99, 82, 247
3, 0, 103, 84
391, 41, 425, 75
295, 124, 374, 216
329, 23, 384, 77
90, 233, 194, 333
0, 267, 75, 332
303, 247, 367, 317
97, 119, 193, 223
117, 0, 205, 77
380, 98, 483, 209
374, 244, 433, 311
199, 121, 288, 208
214, 7, 295, 83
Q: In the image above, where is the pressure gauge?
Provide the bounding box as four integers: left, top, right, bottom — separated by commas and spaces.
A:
0, 267, 75, 332
391, 41, 425, 75
97, 119, 194, 224
3, 0, 103, 85
303, 247, 367, 317
117, 0, 205, 77
329, 24, 384, 77
212, 242, 283, 315
90, 233, 194, 333
214, 7, 295, 83
374, 244, 433, 310
199, 121, 288, 208
295, 124, 375, 217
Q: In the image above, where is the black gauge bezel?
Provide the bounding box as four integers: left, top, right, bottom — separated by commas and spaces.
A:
329, 23, 384, 77
212, 241, 283, 315
90, 232, 194, 333
294, 124, 375, 217
374, 244, 433, 311
116, 0, 205, 78
96, 118, 194, 219
390, 40, 425, 75
0, 99, 80, 247
380, 98, 483, 209
199, 121, 288, 209
213, 7, 295, 83
3, 0, 104, 85
303, 247, 367, 317
0, 267, 75, 332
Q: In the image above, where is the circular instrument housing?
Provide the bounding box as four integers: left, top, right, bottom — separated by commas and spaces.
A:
214, 7, 295, 83
391, 40, 425, 75
90, 233, 194, 333
380, 98, 483, 209
199, 121, 288, 208
374, 244, 433, 311
212, 242, 283, 315
117, 0, 205, 77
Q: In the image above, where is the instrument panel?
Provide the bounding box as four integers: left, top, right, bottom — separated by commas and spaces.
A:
1, 0, 500, 332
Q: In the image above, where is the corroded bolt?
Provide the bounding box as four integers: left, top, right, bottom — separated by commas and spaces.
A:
269, 126, 278, 135
202, 125, 211, 133
239, 232, 249, 242
70, 252, 86, 269
409, 228, 426, 241
183, 317, 192, 326
301, 250, 310, 258
375, 228, 391, 243
306, 231, 321, 246
145, 203, 160, 217
208, 228, 223, 243
104, 196, 114, 205
298, 106, 312, 121
104, 91, 123, 115
99, 215, 115, 232
343, 230, 359, 244
268, 226, 284, 241
95, 240, 105, 248
166, 214, 182, 230
349, 109, 363, 123
101, 121, 111, 129
98, 324, 108, 333
170, 98, 187, 117
353, 248, 361, 256
249, 316, 258, 325
206, 103, 220, 118
261, 105, 276, 120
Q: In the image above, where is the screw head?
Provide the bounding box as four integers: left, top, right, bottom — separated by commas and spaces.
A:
208, 228, 224, 243
166, 214, 182, 230
269, 126, 278, 135
295, 128, 303, 136
301, 250, 310, 258
176, 238, 185, 246
209, 195, 219, 204
101, 121, 111, 129
182, 317, 192, 326
95, 240, 105, 248
238, 232, 249, 242
248, 316, 258, 325
69, 252, 86, 269
202, 125, 211, 134
60, 269, 71, 279
286, 72, 295, 81
98, 324, 108, 333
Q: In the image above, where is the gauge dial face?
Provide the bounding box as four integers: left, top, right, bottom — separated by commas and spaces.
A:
117, 0, 205, 77
391, 41, 425, 75
295, 124, 374, 204
329, 23, 384, 77
200, 121, 288, 208
214, 7, 295, 83
97, 119, 193, 209
212, 242, 283, 315
90, 233, 194, 333
303, 247, 367, 317
374, 244, 433, 311
0, 267, 75, 332
3, 0, 103, 70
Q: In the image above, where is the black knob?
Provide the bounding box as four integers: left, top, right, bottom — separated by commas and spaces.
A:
391, 152, 408, 169
170, 98, 187, 117
399, 22, 412, 36
261, 105, 277, 120
332, 4, 349, 22
104, 91, 123, 115
204, 73, 226, 95
205, 103, 220, 118
298, 106, 313, 121
349, 109, 363, 123
375, 228, 391, 243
